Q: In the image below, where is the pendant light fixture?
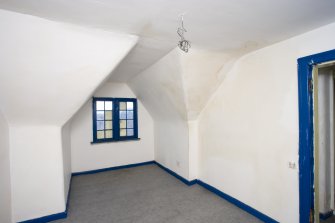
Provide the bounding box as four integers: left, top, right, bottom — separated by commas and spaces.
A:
177, 14, 191, 53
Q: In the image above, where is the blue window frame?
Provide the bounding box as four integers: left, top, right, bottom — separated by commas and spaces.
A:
92, 97, 138, 143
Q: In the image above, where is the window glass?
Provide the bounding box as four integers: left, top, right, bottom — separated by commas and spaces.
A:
96, 101, 104, 110
93, 98, 137, 142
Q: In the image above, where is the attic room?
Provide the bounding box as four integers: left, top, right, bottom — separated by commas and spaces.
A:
1, 1, 335, 223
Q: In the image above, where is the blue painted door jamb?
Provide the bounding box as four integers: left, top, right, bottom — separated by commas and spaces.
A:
298, 49, 335, 223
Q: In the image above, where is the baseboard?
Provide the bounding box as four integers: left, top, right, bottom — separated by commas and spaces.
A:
72, 160, 155, 176
19, 160, 278, 223
154, 161, 197, 186
17, 212, 67, 223
320, 210, 334, 220
154, 162, 278, 223
197, 180, 279, 223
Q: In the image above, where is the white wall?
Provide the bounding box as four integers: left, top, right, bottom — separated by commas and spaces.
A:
0, 111, 12, 223
318, 67, 334, 213
129, 49, 190, 180
71, 82, 154, 173
61, 121, 72, 201
188, 120, 199, 180
0, 9, 138, 222
10, 126, 65, 222
198, 22, 335, 223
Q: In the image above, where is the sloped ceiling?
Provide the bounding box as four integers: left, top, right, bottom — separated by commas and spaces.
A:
0, 9, 137, 125
1, 1, 335, 122
0, 0, 335, 82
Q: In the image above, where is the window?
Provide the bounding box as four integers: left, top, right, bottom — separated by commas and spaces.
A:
92, 97, 138, 143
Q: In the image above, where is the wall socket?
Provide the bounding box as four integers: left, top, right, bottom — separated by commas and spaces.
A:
288, 161, 296, 169
176, 161, 180, 167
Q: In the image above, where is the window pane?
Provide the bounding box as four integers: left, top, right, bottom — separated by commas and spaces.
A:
120, 120, 126, 128
127, 120, 133, 128
120, 111, 126, 119
120, 102, 126, 110
97, 131, 104, 139
127, 111, 133, 119
105, 130, 113, 138
120, 129, 126, 136
97, 111, 104, 120
105, 111, 112, 120
97, 121, 104, 130
127, 102, 133, 110
127, 129, 134, 136
105, 121, 112, 129
105, 101, 113, 110
96, 101, 104, 110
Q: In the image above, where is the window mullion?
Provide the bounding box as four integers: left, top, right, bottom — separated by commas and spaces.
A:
113, 100, 120, 140
92, 98, 97, 142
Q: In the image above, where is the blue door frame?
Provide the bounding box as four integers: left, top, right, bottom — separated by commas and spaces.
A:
298, 49, 335, 223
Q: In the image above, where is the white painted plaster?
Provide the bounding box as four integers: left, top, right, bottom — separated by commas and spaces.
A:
70, 83, 154, 173
10, 126, 65, 222
179, 48, 238, 120
129, 49, 190, 179
0, 111, 12, 223
61, 121, 72, 201
0, 10, 138, 222
188, 120, 199, 180
0, 9, 138, 125
2, 0, 335, 83
318, 67, 335, 213
198, 22, 335, 223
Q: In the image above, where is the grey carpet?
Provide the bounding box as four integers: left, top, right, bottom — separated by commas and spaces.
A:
54, 164, 263, 223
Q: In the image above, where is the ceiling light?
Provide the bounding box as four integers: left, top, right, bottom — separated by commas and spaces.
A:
177, 14, 191, 53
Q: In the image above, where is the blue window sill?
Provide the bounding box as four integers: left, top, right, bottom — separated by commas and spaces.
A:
91, 138, 141, 144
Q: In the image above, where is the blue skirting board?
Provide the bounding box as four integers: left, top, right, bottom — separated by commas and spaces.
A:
154, 162, 278, 223
72, 160, 155, 176
19, 160, 278, 223
320, 211, 334, 220
18, 212, 67, 223
154, 161, 197, 186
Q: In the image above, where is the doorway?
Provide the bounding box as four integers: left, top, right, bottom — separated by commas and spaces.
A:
298, 49, 335, 223
314, 63, 335, 223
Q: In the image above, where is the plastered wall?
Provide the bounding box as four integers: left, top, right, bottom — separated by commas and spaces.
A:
198, 22, 335, 223
0, 111, 11, 223
0, 9, 137, 222
129, 49, 190, 180
10, 126, 65, 222
70, 82, 154, 173
62, 121, 72, 201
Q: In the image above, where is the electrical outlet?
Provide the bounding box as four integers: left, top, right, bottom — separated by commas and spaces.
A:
288, 161, 296, 169
176, 161, 180, 167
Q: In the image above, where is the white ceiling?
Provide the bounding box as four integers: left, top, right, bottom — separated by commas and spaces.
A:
1, 0, 335, 81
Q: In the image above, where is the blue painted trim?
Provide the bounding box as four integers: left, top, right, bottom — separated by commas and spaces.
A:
153, 162, 278, 222
92, 97, 138, 143
298, 49, 335, 223
197, 180, 279, 223
91, 137, 141, 144
18, 212, 67, 223
72, 161, 155, 176
320, 211, 333, 220
19, 161, 280, 223
154, 161, 197, 186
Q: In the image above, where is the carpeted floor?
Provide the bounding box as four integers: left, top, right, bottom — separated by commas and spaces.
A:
54, 164, 263, 223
